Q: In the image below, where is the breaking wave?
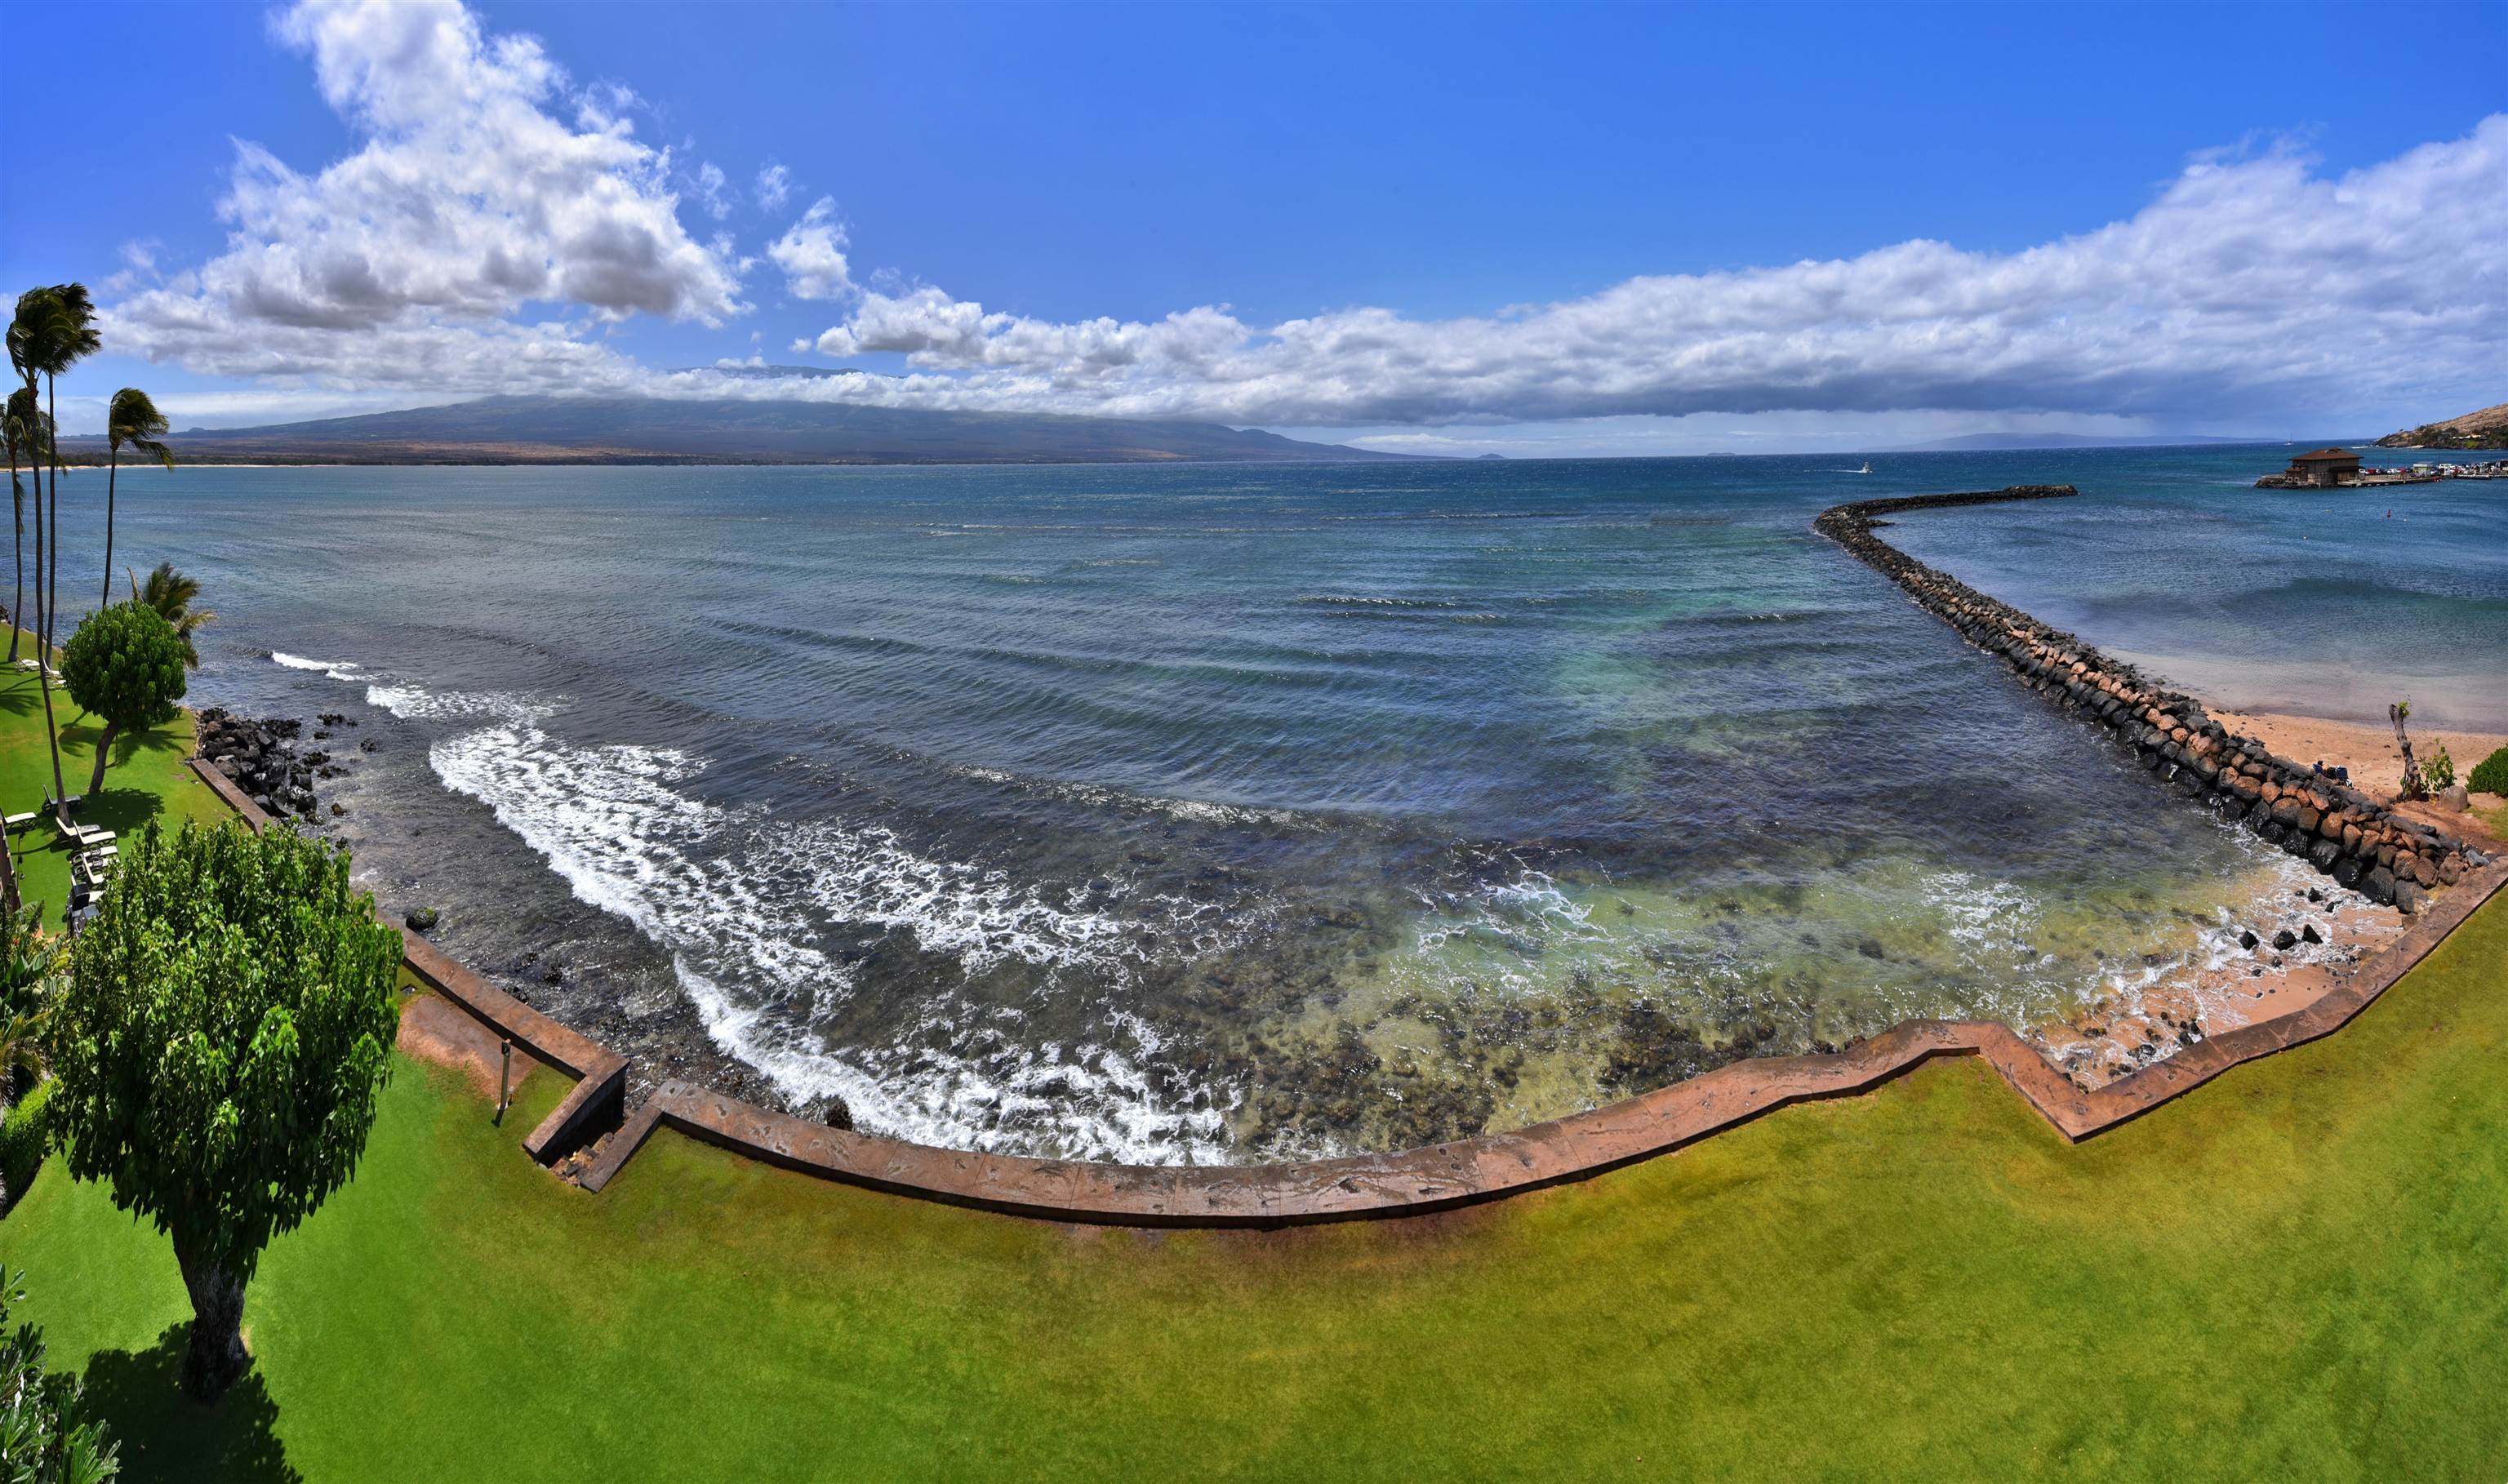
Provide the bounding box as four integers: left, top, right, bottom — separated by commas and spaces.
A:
412, 686, 1238, 1162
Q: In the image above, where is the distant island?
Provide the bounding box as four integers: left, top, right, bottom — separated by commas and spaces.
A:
2375, 402, 2508, 451
51, 394, 1428, 467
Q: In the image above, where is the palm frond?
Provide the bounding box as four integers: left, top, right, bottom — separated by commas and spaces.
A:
8, 285, 99, 378
107, 388, 173, 458
139, 562, 214, 668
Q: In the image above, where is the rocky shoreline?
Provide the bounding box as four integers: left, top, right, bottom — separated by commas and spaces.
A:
195, 708, 344, 822
1817, 488, 2485, 913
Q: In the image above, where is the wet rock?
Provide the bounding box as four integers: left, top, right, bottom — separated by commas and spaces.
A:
2271, 929, 2297, 951
405, 906, 440, 932
2239, 930, 2259, 951
2301, 922, 2323, 945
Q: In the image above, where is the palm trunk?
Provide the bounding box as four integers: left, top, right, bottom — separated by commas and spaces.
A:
87, 722, 118, 797
172, 1233, 252, 1402
7, 458, 19, 664
100, 447, 117, 611
44, 373, 59, 652
27, 395, 64, 813
0, 784, 16, 913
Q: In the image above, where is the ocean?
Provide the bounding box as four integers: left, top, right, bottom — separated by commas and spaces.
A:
72, 443, 2508, 1162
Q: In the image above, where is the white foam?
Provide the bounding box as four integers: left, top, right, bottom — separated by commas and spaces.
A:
425, 718, 1240, 1162
271, 651, 362, 682
366, 682, 553, 726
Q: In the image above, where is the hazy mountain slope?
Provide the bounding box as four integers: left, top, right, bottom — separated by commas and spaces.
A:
57, 395, 1422, 465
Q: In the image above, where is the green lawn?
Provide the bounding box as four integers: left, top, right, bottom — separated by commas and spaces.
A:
2, 650, 2505, 1480
0, 632, 229, 926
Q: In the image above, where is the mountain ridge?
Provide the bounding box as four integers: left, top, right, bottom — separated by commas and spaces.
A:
53, 393, 1428, 466
2374, 402, 2508, 451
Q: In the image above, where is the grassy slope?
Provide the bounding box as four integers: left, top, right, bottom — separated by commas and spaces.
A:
0, 634, 229, 925
1, 890, 2501, 1479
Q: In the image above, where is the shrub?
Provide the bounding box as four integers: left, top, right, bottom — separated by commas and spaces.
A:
0, 1267, 122, 1480
2470, 745, 2508, 798
2421, 741, 2455, 793
0, 1078, 56, 1210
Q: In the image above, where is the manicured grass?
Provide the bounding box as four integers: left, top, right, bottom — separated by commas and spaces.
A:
3, 882, 2504, 1478
0, 633, 229, 926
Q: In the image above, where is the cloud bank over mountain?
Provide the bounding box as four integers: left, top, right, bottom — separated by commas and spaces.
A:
102, 0, 2506, 440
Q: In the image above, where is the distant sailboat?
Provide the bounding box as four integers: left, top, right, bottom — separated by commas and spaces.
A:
1855, 461, 1872, 475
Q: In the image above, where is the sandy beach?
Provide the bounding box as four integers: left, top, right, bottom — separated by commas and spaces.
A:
2207, 705, 2507, 850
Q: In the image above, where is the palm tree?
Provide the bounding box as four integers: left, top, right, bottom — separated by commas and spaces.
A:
131, 562, 216, 669
1, 387, 41, 666
35, 287, 95, 657
7, 287, 95, 815
101, 389, 174, 611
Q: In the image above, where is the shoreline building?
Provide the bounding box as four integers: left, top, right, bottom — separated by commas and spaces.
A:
2278, 448, 2363, 487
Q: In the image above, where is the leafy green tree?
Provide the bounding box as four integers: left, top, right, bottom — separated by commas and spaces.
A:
50, 820, 401, 1402
131, 562, 216, 671
100, 389, 174, 612
0, 1268, 122, 1482
59, 604, 188, 799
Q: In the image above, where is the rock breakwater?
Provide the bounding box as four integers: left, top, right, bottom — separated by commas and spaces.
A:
194, 707, 363, 824
1816, 487, 2486, 913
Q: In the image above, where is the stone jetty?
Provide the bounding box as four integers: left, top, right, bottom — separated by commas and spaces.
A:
1816, 487, 2484, 913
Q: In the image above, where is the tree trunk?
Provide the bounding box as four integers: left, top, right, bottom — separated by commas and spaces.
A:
27, 400, 64, 811
7, 453, 19, 664
45, 374, 60, 654
100, 448, 117, 611
172, 1236, 251, 1402
2391, 703, 2426, 801
88, 722, 118, 797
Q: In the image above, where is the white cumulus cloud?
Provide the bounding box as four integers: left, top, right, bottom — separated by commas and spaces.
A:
104, 0, 745, 394
767, 197, 855, 302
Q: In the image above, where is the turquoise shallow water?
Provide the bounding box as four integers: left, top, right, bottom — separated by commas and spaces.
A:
77, 444, 2505, 1159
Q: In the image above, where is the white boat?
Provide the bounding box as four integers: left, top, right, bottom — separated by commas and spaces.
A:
1855, 461, 1872, 474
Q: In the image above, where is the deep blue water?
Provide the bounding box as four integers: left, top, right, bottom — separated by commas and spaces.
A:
63, 444, 2506, 1159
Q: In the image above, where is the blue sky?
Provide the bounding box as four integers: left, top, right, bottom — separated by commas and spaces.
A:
3, 1, 2501, 453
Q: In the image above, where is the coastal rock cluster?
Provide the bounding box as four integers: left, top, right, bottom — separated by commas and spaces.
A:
196, 709, 324, 821
1816, 487, 2485, 913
